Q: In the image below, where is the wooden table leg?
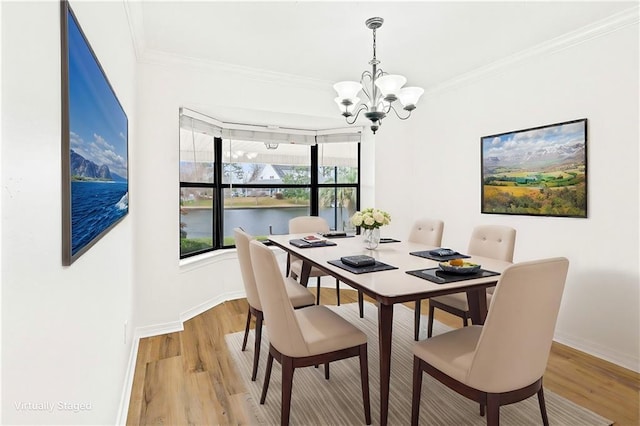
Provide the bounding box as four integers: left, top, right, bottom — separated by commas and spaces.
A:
300, 262, 312, 287
378, 303, 394, 426
466, 288, 488, 325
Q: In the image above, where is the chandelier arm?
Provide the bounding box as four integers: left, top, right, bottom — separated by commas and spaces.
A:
345, 105, 368, 125
389, 104, 412, 121
360, 71, 374, 104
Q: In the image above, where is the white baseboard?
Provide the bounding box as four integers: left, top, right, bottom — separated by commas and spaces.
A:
179, 290, 246, 323
115, 336, 140, 425
554, 330, 640, 373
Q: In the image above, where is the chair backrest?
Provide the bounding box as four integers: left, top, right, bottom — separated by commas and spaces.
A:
408, 219, 444, 246
467, 225, 516, 262
233, 228, 262, 311
249, 240, 310, 357
289, 216, 330, 234
466, 257, 569, 393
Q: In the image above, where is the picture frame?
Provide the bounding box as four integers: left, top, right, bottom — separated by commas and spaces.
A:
481, 119, 587, 218
61, 0, 129, 265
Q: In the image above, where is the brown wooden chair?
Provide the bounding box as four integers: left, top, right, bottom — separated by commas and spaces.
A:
411, 257, 569, 426
407, 219, 445, 340
288, 216, 341, 305
249, 239, 371, 426
234, 228, 315, 381
427, 225, 516, 338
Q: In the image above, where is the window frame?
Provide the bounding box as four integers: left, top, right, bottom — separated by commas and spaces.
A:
179, 122, 361, 260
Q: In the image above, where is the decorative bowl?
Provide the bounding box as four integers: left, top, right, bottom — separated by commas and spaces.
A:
438, 261, 481, 275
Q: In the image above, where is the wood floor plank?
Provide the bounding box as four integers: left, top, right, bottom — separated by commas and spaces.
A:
182, 370, 223, 425
128, 289, 640, 425
141, 356, 189, 425
181, 314, 219, 374
148, 332, 182, 361
126, 338, 152, 426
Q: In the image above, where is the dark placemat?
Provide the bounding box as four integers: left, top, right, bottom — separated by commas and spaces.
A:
406, 267, 500, 284
289, 239, 338, 248
321, 233, 355, 239
410, 250, 471, 262
380, 237, 401, 243
328, 259, 398, 274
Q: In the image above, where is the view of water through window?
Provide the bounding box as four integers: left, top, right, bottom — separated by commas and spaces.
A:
181, 206, 352, 240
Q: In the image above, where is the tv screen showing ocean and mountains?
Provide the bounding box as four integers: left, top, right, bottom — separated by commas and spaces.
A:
67, 8, 128, 256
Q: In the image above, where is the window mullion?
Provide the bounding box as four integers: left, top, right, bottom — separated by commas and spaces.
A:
310, 144, 319, 216
214, 136, 223, 248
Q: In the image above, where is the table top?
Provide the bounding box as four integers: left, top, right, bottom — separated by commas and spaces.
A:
268, 233, 512, 305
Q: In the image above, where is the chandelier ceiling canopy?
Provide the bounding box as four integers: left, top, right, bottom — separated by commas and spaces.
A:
333, 17, 424, 134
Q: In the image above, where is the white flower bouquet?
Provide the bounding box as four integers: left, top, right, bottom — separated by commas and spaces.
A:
350, 208, 391, 230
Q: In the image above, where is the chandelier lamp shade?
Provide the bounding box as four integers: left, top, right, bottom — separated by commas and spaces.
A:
333, 17, 424, 134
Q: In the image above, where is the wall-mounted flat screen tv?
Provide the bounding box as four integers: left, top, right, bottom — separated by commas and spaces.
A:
61, 0, 129, 265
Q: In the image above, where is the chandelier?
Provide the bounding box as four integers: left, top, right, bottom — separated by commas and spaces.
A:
333, 17, 424, 134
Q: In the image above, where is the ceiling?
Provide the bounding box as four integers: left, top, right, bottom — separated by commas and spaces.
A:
128, 1, 637, 127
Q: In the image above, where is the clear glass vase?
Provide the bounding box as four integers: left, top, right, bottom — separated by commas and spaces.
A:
363, 228, 381, 250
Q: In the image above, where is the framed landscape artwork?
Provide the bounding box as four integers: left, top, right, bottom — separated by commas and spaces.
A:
481, 119, 587, 218
61, 0, 129, 265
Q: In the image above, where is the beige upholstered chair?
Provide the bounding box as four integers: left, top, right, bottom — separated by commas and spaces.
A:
408, 219, 445, 340
249, 239, 371, 426
288, 216, 340, 305
411, 257, 569, 426
234, 228, 315, 381
426, 225, 516, 338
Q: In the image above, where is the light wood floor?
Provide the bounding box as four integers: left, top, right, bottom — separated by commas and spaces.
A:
127, 289, 640, 425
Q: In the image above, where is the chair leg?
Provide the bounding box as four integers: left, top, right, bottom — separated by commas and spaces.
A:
336, 279, 340, 306
359, 344, 372, 425
260, 353, 274, 404
462, 312, 470, 327
411, 356, 423, 426
486, 393, 500, 426
241, 309, 251, 351
414, 299, 422, 341
324, 362, 330, 380
538, 387, 550, 426
427, 304, 435, 338
316, 277, 321, 305
281, 357, 294, 426
358, 291, 364, 318
251, 311, 263, 381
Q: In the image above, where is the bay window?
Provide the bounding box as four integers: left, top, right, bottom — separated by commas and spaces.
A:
179, 108, 361, 259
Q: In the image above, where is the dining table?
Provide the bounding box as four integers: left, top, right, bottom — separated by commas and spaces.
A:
268, 232, 512, 426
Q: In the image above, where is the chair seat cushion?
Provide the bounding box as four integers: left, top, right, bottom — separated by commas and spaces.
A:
290, 259, 329, 278
431, 292, 493, 312
413, 325, 482, 384
295, 306, 367, 356
284, 277, 315, 307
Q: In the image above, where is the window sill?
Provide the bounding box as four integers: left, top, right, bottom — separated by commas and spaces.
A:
178, 244, 285, 273
179, 249, 238, 273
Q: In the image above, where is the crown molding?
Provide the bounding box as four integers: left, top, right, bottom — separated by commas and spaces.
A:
426, 5, 639, 96
123, 0, 145, 61
139, 49, 332, 90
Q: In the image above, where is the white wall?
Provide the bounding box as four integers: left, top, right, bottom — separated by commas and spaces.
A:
376, 22, 639, 371
1, 2, 136, 424
133, 57, 376, 331
134, 10, 637, 374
